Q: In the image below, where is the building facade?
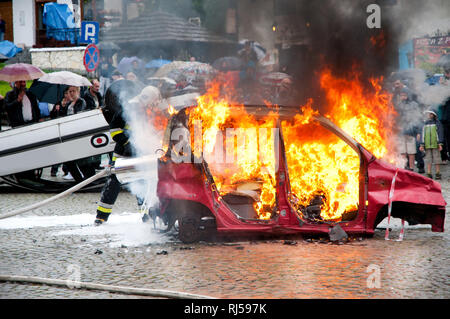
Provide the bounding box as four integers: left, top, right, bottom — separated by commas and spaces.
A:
3, 0, 83, 47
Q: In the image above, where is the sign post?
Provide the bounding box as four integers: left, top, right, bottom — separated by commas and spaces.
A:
83, 43, 100, 73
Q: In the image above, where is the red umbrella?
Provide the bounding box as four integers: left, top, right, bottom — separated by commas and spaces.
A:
0, 63, 45, 82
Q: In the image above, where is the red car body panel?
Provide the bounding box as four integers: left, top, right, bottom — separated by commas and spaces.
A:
156, 113, 446, 238
366, 158, 446, 232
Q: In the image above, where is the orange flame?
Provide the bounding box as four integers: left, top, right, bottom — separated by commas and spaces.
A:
282, 68, 396, 220
167, 104, 177, 116
186, 68, 396, 221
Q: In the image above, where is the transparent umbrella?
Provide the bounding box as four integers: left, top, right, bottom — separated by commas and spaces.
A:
117, 56, 143, 75
38, 71, 92, 87
155, 61, 216, 92
153, 61, 190, 77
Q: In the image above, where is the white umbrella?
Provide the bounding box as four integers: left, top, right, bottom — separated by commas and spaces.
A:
38, 71, 92, 87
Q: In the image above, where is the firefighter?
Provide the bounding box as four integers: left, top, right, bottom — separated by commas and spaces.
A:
94, 82, 161, 225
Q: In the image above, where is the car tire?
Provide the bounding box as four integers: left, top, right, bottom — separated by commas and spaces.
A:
178, 213, 201, 243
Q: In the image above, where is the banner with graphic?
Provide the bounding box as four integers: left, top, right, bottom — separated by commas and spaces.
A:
413, 36, 450, 72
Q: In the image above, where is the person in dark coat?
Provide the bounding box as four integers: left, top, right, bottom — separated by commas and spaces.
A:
94, 79, 142, 225
50, 86, 86, 119
4, 81, 41, 128
49, 87, 70, 119
82, 78, 103, 110
63, 86, 86, 115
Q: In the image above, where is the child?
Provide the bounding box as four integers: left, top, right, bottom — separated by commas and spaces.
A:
419, 110, 444, 180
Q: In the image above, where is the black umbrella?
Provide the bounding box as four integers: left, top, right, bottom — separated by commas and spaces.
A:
212, 56, 244, 71
29, 80, 69, 104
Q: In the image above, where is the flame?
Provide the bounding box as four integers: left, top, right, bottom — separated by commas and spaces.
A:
282, 68, 396, 220
167, 104, 177, 116
369, 30, 387, 50
189, 81, 278, 219
186, 67, 396, 221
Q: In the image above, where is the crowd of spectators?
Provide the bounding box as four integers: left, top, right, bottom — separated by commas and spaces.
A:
392, 67, 450, 180
0, 75, 105, 181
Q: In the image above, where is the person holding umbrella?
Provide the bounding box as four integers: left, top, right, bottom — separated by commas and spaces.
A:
49, 87, 70, 119
30, 71, 94, 120
4, 80, 41, 128
48, 85, 86, 119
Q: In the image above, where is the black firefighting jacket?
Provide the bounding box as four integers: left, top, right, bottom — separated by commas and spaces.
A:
109, 110, 134, 158
103, 80, 141, 159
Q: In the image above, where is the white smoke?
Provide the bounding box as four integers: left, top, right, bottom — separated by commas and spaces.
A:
0, 213, 168, 247
121, 97, 164, 210
389, 0, 450, 42
395, 68, 450, 108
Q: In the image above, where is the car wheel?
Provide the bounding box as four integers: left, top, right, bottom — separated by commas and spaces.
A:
178, 213, 201, 243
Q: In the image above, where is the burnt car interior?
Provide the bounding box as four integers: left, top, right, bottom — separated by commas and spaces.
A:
164, 105, 362, 224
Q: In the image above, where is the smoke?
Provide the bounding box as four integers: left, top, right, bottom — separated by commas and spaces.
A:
399, 69, 450, 107
104, 79, 162, 209
103, 1, 450, 174
122, 97, 163, 209
294, 1, 398, 91
388, 0, 450, 42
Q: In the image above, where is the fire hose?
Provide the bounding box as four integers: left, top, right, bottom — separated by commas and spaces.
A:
0, 275, 215, 299
0, 155, 157, 220
0, 169, 109, 220
0, 155, 217, 299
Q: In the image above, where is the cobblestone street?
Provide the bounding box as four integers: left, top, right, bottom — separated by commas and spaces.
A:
0, 165, 449, 299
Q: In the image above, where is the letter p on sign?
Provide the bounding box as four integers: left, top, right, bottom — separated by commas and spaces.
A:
81, 21, 99, 44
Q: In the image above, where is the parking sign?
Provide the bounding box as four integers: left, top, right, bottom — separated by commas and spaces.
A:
81, 21, 99, 44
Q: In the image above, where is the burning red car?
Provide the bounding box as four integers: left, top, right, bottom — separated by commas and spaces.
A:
153, 104, 446, 243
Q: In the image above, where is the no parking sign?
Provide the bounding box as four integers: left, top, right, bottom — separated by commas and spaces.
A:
83, 44, 100, 73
